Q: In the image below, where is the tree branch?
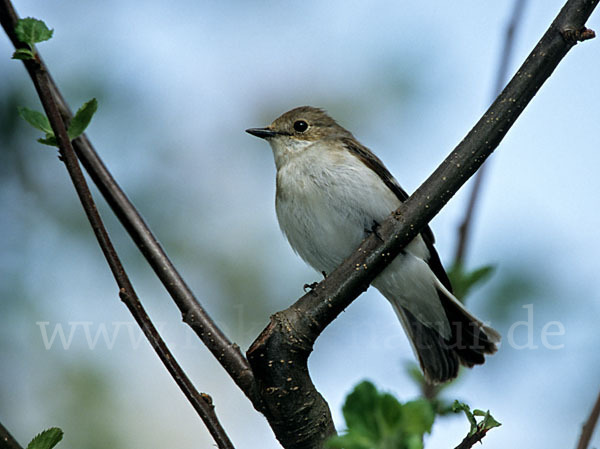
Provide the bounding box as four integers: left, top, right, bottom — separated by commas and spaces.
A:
576, 388, 600, 449
1, 5, 235, 447
0, 421, 23, 449
453, 0, 528, 267
38, 60, 235, 449
0, 0, 258, 407
247, 1, 597, 447
453, 428, 490, 449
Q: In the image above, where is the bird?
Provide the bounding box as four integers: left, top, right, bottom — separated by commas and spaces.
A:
246, 106, 499, 383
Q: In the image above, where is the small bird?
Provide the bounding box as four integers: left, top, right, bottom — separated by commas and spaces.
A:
246, 106, 499, 383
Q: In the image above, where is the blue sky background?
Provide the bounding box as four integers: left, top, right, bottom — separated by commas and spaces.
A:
1, 1, 599, 448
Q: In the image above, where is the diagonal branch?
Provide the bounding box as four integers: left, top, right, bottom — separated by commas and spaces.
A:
41, 64, 235, 449
0, 421, 23, 449
1, 6, 235, 447
576, 388, 600, 449
247, 1, 597, 447
453, 429, 491, 449
453, 0, 529, 267
0, 0, 258, 407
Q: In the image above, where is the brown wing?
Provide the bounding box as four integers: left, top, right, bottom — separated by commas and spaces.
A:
342, 137, 453, 293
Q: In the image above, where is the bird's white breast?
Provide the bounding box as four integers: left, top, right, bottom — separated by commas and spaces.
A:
274, 141, 401, 274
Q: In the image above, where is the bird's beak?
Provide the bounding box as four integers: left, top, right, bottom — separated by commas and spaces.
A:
246, 127, 277, 139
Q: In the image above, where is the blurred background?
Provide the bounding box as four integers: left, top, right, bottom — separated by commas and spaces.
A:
1, 1, 599, 448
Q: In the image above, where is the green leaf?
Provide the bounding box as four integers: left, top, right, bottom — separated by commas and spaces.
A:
326, 434, 369, 449
453, 400, 501, 437
474, 409, 502, 432
342, 381, 381, 440
17, 106, 53, 134
405, 434, 424, 449
67, 98, 97, 140
328, 381, 437, 449
38, 134, 58, 147
15, 18, 53, 47
380, 393, 404, 430
448, 264, 495, 301
402, 400, 435, 435
451, 400, 469, 414
405, 362, 425, 386
17, 106, 57, 147
12, 48, 36, 60
432, 399, 457, 416
18, 99, 97, 147
452, 400, 478, 435
466, 265, 495, 287
27, 427, 63, 449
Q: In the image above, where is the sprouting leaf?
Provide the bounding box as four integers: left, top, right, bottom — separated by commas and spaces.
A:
453, 400, 501, 437
11, 48, 36, 60
341, 381, 381, 440
405, 434, 424, 449
67, 98, 97, 140
402, 399, 435, 435
15, 18, 53, 47
27, 427, 63, 449
465, 265, 495, 288
448, 264, 495, 302
17, 106, 53, 134
18, 106, 57, 146
18, 98, 97, 147
452, 400, 478, 435
473, 409, 501, 432
405, 362, 425, 386
38, 135, 58, 147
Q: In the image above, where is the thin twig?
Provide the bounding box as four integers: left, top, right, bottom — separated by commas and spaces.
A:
1, 6, 235, 447
38, 72, 234, 449
453, 429, 489, 449
576, 388, 600, 449
453, 0, 528, 267
39, 67, 235, 449
0, 0, 258, 407
0, 421, 23, 449
247, 1, 598, 447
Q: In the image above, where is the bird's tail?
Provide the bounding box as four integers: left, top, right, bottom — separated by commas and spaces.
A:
395, 287, 500, 383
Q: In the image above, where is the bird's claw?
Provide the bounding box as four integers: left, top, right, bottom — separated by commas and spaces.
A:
303, 281, 319, 292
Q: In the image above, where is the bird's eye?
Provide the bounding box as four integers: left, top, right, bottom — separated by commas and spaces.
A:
293, 120, 308, 132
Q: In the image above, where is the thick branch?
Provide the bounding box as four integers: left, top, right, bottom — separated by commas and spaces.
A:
247, 1, 597, 447
0, 0, 258, 406
0, 421, 23, 449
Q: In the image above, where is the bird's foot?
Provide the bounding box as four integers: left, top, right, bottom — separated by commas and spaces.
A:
303, 281, 319, 293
